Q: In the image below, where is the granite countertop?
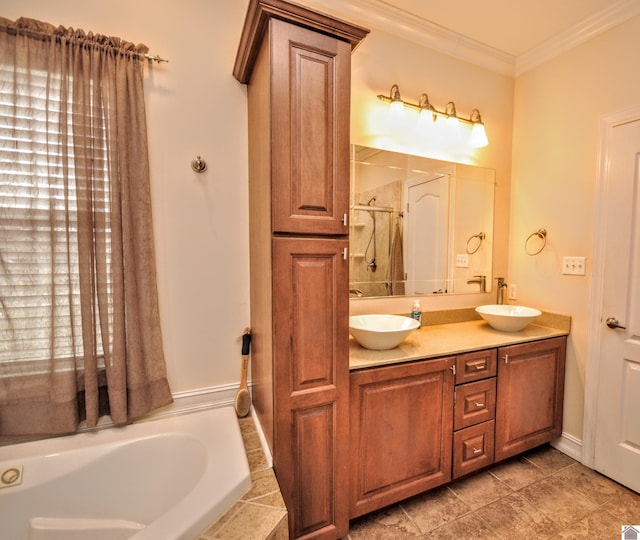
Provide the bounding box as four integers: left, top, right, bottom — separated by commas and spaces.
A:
349, 311, 571, 371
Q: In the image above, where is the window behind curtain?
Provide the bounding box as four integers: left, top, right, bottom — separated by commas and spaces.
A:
0, 16, 172, 435
0, 64, 110, 374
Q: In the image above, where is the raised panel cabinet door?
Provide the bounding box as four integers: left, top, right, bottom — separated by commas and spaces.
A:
349, 357, 455, 518
495, 337, 566, 462
272, 236, 350, 539
270, 19, 351, 235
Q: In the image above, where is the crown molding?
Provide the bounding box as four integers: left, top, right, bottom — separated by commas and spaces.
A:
304, 0, 640, 78
305, 0, 515, 76
516, 0, 640, 76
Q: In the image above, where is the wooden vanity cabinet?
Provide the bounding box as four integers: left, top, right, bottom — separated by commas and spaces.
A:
349, 356, 455, 518
495, 336, 567, 462
349, 335, 567, 517
234, 1, 368, 538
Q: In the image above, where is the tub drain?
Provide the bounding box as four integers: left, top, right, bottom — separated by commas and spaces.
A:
0, 465, 23, 488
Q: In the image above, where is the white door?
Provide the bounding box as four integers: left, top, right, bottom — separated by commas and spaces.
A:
404, 173, 452, 295
593, 115, 640, 492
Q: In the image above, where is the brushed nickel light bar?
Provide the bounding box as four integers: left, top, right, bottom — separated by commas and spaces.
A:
377, 84, 489, 147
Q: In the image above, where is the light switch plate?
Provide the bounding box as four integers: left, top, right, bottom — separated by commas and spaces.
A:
562, 256, 586, 275
456, 254, 468, 268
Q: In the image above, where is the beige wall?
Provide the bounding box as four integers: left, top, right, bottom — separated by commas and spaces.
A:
510, 15, 640, 440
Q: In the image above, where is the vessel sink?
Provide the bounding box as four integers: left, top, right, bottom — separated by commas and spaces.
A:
475, 304, 542, 332
349, 314, 420, 350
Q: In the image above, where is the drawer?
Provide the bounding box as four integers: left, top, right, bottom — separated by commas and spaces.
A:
456, 349, 497, 384
454, 378, 496, 430
453, 420, 495, 479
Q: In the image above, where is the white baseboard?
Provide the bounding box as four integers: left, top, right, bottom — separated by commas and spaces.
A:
551, 431, 583, 463
251, 407, 273, 468
150, 383, 245, 418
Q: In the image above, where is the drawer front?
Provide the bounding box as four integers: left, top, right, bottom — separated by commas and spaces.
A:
456, 349, 497, 384
453, 420, 495, 479
454, 378, 496, 430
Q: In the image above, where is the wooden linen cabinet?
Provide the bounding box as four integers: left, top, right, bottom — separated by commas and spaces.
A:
234, 1, 368, 537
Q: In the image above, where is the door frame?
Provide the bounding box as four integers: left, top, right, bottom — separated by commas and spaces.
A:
582, 104, 640, 468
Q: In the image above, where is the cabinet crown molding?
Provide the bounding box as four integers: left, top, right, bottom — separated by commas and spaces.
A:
233, 0, 369, 83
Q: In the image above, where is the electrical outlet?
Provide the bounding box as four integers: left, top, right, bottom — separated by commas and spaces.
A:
562, 256, 586, 276
456, 254, 468, 268
509, 284, 517, 300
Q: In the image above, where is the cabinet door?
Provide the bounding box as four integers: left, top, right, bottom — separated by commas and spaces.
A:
273, 237, 349, 539
495, 337, 566, 462
270, 19, 351, 235
350, 357, 454, 518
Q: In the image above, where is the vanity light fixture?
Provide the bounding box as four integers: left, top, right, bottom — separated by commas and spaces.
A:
388, 84, 404, 113
469, 109, 489, 148
444, 101, 459, 127
418, 93, 435, 116
377, 84, 489, 147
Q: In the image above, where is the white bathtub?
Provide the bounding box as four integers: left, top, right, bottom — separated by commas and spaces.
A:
0, 406, 252, 540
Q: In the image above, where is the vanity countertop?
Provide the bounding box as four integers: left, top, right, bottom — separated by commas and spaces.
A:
349, 314, 570, 371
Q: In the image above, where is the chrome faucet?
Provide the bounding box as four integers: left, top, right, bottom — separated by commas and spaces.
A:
349, 288, 364, 297
495, 277, 507, 304
467, 275, 486, 293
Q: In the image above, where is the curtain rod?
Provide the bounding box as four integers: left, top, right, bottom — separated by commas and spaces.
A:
143, 54, 168, 63
0, 22, 169, 64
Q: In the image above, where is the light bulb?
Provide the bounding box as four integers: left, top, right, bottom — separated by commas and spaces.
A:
470, 122, 489, 148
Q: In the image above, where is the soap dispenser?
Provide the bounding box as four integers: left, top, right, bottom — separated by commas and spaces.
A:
411, 300, 422, 327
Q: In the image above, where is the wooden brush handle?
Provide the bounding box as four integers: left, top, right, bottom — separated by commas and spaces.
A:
240, 354, 249, 390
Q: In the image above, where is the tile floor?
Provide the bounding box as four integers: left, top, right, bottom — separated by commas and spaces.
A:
346, 445, 640, 539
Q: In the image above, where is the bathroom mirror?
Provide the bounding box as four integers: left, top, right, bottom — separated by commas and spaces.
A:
349, 145, 495, 298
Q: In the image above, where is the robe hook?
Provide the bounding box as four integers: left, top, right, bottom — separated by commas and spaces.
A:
191, 156, 207, 173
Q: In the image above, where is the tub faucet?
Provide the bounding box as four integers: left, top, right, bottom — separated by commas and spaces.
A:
467, 275, 486, 293
349, 288, 364, 297
495, 277, 507, 304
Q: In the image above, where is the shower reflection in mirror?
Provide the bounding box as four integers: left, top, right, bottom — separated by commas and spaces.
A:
349, 145, 495, 298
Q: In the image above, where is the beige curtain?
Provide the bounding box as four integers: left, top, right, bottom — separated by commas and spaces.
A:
0, 17, 172, 435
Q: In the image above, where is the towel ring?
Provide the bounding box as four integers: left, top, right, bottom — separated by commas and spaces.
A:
525, 228, 547, 255
466, 232, 485, 254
